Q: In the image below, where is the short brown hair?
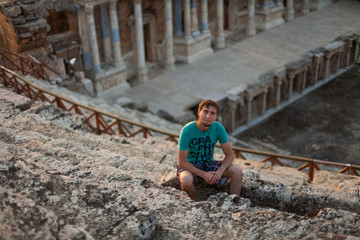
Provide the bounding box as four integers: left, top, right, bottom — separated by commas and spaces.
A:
198, 99, 219, 115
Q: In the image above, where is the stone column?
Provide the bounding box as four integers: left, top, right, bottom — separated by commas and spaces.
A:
345, 38, 353, 67
302, 0, 310, 14
165, 0, 175, 71
228, 0, 235, 31
275, 76, 282, 108
261, 89, 268, 117
76, 5, 92, 70
285, 0, 294, 21
301, 70, 307, 93
354, 34, 360, 63
336, 49, 342, 73
324, 52, 331, 79
191, 0, 200, 36
263, 0, 271, 14
215, 0, 225, 49
100, 4, 112, 64
288, 71, 295, 100
134, 0, 148, 82
228, 98, 238, 132
313, 53, 323, 83
201, 0, 209, 33
184, 0, 192, 39
247, 0, 256, 36
85, 5, 101, 71
174, 0, 183, 36
109, 0, 125, 68
245, 94, 253, 126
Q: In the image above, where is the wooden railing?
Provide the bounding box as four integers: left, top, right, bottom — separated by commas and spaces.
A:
0, 47, 59, 83
0, 65, 359, 181
232, 147, 359, 181
0, 65, 178, 141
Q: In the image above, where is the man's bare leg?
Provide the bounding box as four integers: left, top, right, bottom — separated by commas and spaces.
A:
223, 164, 243, 196
179, 171, 196, 200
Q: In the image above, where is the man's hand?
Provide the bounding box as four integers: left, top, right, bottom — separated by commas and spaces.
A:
202, 169, 224, 185
202, 172, 217, 184
210, 166, 225, 184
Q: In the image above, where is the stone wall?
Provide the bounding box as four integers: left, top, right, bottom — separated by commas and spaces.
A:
0, 0, 81, 76
0, 0, 50, 53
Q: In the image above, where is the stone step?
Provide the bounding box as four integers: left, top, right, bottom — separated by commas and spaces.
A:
0, 86, 178, 184
1, 83, 360, 239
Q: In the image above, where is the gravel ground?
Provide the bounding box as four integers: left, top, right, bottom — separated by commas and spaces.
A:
236, 64, 360, 165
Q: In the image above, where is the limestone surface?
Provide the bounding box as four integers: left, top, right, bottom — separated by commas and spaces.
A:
1, 84, 360, 239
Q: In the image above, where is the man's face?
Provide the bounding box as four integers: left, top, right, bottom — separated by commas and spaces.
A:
198, 105, 217, 127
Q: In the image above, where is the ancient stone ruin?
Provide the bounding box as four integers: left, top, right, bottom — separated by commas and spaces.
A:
0, 0, 343, 92
1, 0, 358, 134
1, 82, 359, 239
1, 1, 360, 238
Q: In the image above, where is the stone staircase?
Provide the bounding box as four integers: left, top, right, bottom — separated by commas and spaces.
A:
1, 84, 360, 239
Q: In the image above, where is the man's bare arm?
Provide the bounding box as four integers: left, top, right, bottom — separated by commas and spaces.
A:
219, 142, 235, 171
211, 142, 234, 183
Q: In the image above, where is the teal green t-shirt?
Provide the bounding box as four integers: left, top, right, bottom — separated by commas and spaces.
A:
178, 121, 229, 164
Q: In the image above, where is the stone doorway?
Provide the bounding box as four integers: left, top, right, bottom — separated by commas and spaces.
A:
224, 0, 235, 31
143, 14, 156, 63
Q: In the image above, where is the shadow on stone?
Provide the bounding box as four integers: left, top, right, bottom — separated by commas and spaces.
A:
162, 176, 360, 217
161, 176, 230, 202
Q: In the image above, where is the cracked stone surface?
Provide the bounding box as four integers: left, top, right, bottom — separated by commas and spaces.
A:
1, 84, 360, 239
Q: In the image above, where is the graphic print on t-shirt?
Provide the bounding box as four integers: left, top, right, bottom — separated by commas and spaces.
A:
188, 136, 216, 162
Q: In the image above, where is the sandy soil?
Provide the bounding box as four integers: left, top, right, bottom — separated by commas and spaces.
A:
236, 64, 360, 165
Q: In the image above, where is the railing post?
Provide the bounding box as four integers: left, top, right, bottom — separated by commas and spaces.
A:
351, 167, 359, 176
55, 97, 67, 110
25, 83, 32, 98
262, 156, 284, 167
13, 75, 20, 93
144, 128, 148, 138
20, 58, 25, 75
308, 162, 314, 181
234, 150, 246, 160
95, 112, 101, 133
0, 68, 7, 86
143, 128, 153, 138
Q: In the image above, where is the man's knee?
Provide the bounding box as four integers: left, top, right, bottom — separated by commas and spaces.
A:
227, 165, 243, 181
179, 172, 194, 190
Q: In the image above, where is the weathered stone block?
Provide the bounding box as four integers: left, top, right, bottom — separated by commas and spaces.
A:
15, 18, 49, 34
1, 5, 21, 17
25, 13, 37, 21
18, 1, 49, 18
20, 0, 37, 4
58, 225, 95, 240
115, 211, 158, 240
18, 32, 32, 39
174, 33, 214, 64
14, 24, 30, 34
11, 15, 26, 25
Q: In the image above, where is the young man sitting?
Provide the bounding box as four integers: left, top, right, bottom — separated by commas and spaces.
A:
177, 99, 243, 200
